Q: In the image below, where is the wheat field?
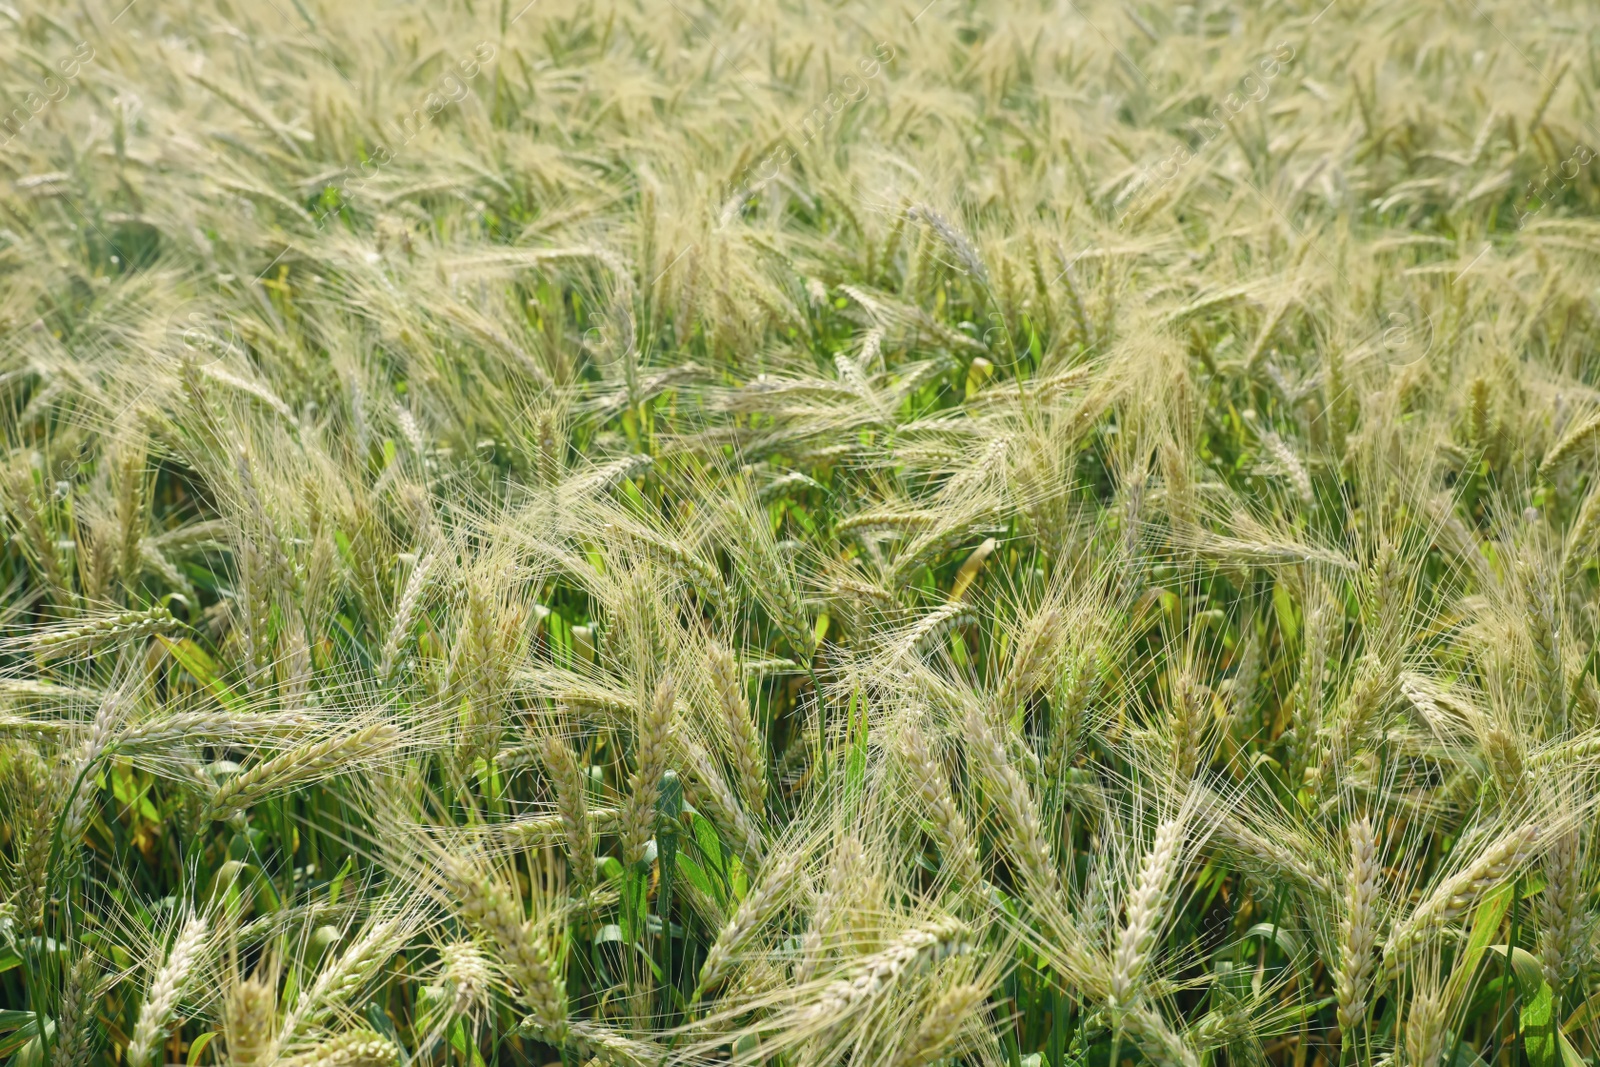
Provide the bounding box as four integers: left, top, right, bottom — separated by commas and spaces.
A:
2, 1, 1599, 1066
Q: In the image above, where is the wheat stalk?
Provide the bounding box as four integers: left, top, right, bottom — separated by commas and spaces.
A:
116, 711, 311, 750
28, 606, 177, 653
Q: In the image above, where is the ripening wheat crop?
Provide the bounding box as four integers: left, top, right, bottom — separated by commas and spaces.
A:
2, 1, 1600, 1066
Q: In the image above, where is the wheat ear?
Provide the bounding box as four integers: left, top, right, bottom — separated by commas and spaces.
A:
51, 956, 99, 1067
902, 723, 982, 890
209, 724, 398, 818
279, 1030, 400, 1067
620, 677, 675, 868
1405, 990, 1448, 1067
709, 643, 767, 814
440, 941, 491, 1015
799, 917, 972, 1028
378, 551, 434, 681
891, 983, 988, 1067
1539, 830, 1586, 989
279, 917, 398, 1045
695, 848, 802, 995
543, 735, 596, 890
1109, 817, 1186, 1007
797, 836, 864, 983
963, 704, 1056, 896
225, 976, 278, 1067
127, 916, 209, 1067
1334, 818, 1381, 1040
1385, 823, 1539, 975
1540, 410, 1600, 476
442, 856, 568, 1041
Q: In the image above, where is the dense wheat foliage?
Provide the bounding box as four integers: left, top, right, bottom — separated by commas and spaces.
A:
3, 0, 1600, 1066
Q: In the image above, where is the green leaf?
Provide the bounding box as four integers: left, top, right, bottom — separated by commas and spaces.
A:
364, 1002, 402, 1048
1448, 883, 1512, 1007
675, 851, 714, 901
1565, 985, 1600, 1031
328, 855, 354, 906
686, 813, 730, 907
1240, 922, 1309, 975
1487, 945, 1557, 1067
449, 1016, 487, 1067
1272, 581, 1298, 644
158, 636, 246, 713
657, 769, 684, 821
10, 1033, 45, 1067
0, 1014, 47, 1058
187, 1031, 218, 1066
733, 1035, 761, 1063
448, 1017, 470, 1059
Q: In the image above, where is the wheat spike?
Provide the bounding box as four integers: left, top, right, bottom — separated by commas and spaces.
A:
1539, 829, 1587, 990
279, 1031, 400, 1067
441, 856, 568, 1040
709, 643, 767, 814
620, 676, 675, 868
695, 848, 802, 995
51, 956, 100, 1067
1405, 990, 1448, 1067
208, 724, 399, 818
963, 703, 1057, 897
1109, 816, 1186, 1007
224, 976, 278, 1067
1334, 818, 1381, 1041
543, 735, 597, 890
798, 917, 972, 1029
891, 983, 988, 1067
128, 916, 209, 1067
1385, 823, 1540, 975
901, 721, 982, 890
